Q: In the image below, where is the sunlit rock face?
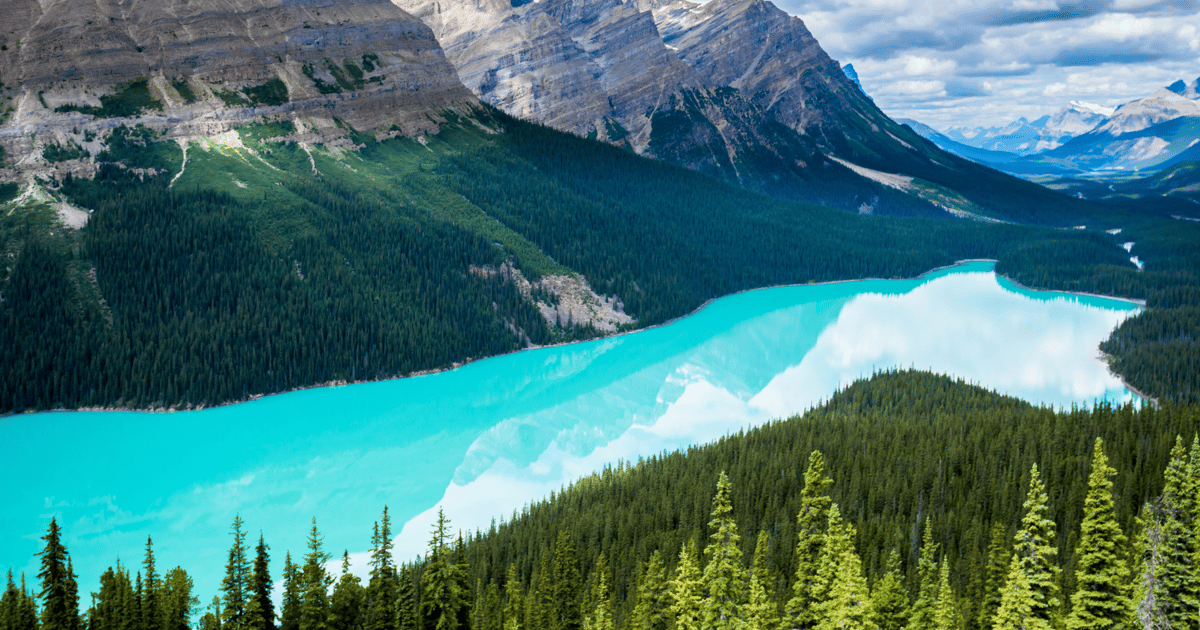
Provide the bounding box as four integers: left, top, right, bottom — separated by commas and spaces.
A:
0, 0, 476, 163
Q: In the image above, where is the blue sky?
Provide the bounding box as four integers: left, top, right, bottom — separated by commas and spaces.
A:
780, 0, 1200, 129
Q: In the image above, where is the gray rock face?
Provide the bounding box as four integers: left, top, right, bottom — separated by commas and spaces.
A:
0, 0, 476, 164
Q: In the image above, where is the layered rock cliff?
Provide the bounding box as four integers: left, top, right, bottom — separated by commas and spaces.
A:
0, 0, 477, 175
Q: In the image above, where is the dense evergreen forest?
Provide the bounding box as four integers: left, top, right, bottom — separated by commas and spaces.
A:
3, 107, 1164, 414
6, 371, 1200, 630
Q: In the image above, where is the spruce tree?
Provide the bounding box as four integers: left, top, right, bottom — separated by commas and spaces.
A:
869, 551, 908, 630
991, 558, 1038, 630
746, 533, 778, 630
1132, 501, 1169, 630
299, 520, 332, 630
200, 597, 222, 630
329, 553, 365, 630
280, 553, 300, 630
3, 569, 20, 630
501, 565, 523, 630
581, 554, 613, 630
628, 551, 669, 630
221, 516, 249, 630
702, 472, 745, 630
785, 452, 833, 630
1157, 436, 1198, 627
908, 519, 939, 630
394, 566, 418, 630
246, 534, 275, 630
932, 562, 957, 630
18, 573, 38, 630
1011, 464, 1059, 626
975, 524, 1009, 630
141, 538, 158, 630
1065, 438, 1131, 630
813, 505, 852, 613
38, 518, 79, 630
815, 519, 872, 630
669, 541, 703, 630
479, 582, 501, 630
366, 509, 397, 630
421, 509, 468, 630
551, 532, 582, 630
160, 568, 196, 630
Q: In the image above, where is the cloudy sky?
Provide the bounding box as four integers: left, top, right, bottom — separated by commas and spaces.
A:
778, 0, 1200, 130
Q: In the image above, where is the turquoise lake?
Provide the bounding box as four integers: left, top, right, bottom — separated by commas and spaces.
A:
2, 261, 1141, 600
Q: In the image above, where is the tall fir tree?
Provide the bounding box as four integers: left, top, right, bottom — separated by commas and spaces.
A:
18, 573, 39, 630
551, 532, 582, 630
421, 509, 468, 630
628, 551, 669, 630
932, 562, 957, 630
812, 505, 852, 615
221, 516, 249, 630
991, 558, 1039, 630
785, 452, 833, 630
160, 568, 196, 630
38, 518, 80, 630
501, 565, 523, 630
246, 534, 275, 630
329, 553, 365, 630
702, 472, 745, 630
870, 551, 909, 630
670, 540, 704, 630
975, 524, 1009, 630
1011, 465, 1059, 627
280, 554, 300, 630
1157, 436, 1198, 628
581, 554, 613, 630
366, 509, 397, 630
746, 533, 778, 630
299, 520, 332, 630
142, 538, 158, 630
815, 519, 873, 630
394, 566, 418, 630
1132, 501, 1169, 630
908, 519, 939, 630
1065, 438, 1131, 630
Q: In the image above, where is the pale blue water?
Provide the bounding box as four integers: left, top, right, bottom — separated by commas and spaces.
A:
2, 261, 1140, 602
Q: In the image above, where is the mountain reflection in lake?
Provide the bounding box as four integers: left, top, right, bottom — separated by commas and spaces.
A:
2, 262, 1139, 602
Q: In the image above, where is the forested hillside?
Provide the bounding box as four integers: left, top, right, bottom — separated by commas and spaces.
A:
0, 107, 1125, 414
7, 371, 1200, 630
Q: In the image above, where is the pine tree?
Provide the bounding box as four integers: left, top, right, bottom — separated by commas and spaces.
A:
1132, 501, 1169, 630
17, 573, 38, 630
581, 554, 613, 630
246, 534, 275, 630
1065, 438, 1131, 630
3, 569, 20, 630
222, 516, 250, 630
142, 538, 158, 630
975, 524, 1009, 630
746, 533, 778, 630
813, 505, 852, 615
670, 541, 704, 630
38, 518, 79, 630
421, 509, 468, 630
501, 565, 523, 630
702, 472, 745, 630
479, 581, 501, 630
870, 551, 908, 630
908, 519, 939, 630
551, 532, 582, 630
299, 519, 332, 630
330, 552, 365, 630
785, 452, 833, 630
628, 551, 669, 630
394, 566, 418, 630
280, 553, 300, 630
815, 519, 873, 630
366, 509, 397, 630
1011, 465, 1059, 626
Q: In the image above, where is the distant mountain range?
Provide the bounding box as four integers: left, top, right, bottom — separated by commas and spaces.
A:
904, 78, 1200, 177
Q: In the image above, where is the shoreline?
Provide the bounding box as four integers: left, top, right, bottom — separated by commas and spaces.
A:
1099, 350, 1161, 408
7, 258, 1149, 417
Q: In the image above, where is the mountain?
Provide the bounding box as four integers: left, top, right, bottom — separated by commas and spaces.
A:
897, 118, 1021, 166
393, 0, 1097, 225
935, 101, 1111, 158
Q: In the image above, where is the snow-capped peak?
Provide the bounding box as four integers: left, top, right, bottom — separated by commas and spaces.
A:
1070, 101, 1116, 116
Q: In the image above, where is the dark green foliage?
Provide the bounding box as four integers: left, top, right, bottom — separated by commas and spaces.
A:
37, 519, 80, 630
330, 554, 366, 630
142, 538, 159, 630
280, 555, 299, 630
171, 79, 197, 105
299, 521, 332, 630
243, 78, 289, 107
246, 535, 275, 630
55, 78, 162, 118
160, 567, 197, 630
221, 516, 249, 630
421, 510, 468, 630
42, 141, 87, 163
216, 90, 251, 108
0, 181, 18, 204
361, 54, 380, 73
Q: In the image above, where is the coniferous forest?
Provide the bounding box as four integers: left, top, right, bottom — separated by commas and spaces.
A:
6, 371, 1200, 630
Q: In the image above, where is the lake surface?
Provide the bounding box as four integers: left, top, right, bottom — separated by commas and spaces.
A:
2, 261, 1140, 601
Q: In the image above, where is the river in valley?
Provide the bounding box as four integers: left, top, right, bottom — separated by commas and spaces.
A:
1, 261, 1141, 601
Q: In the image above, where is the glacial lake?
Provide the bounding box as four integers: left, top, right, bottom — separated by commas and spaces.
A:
2, 261, 1141, 599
